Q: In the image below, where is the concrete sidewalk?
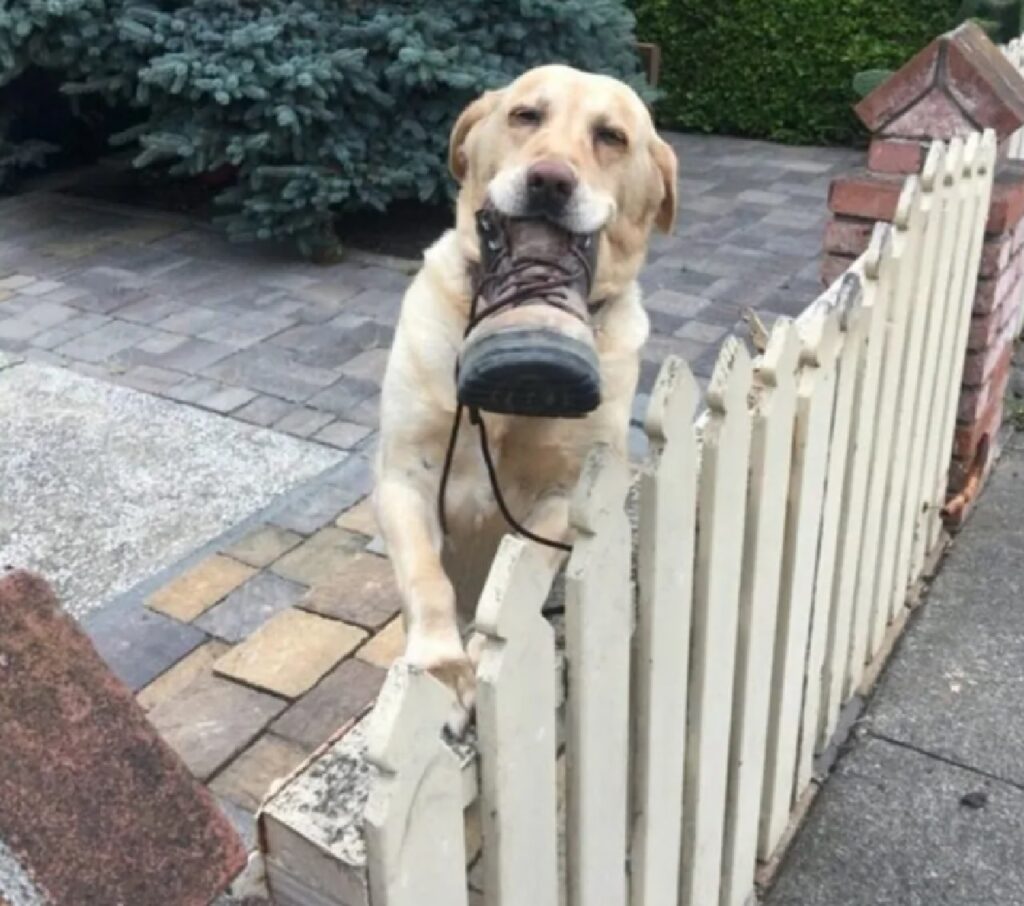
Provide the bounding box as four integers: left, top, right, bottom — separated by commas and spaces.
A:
767, 431, 1024, 906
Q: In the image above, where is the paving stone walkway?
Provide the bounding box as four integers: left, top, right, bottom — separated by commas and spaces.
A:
0, 131, 862, 896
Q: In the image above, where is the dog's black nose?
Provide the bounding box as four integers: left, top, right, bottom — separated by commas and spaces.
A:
526, 159, 577, 215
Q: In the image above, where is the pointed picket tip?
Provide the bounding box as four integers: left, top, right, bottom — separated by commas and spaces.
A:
705, 335, 753, 416
570, 442, 630, 536
756, 318, 801, 389
893, 175, 919, 231
921, 140, 945, 193
961, 131, 981, 178
863, 221, 891, 281
942, 136, 965, 187
475, 534, 555, 639
832, 271, 864, 333
796, 303, 841, 369
979, 128, 997, 174
644, 354, 699, 445
365, 661, 454, 774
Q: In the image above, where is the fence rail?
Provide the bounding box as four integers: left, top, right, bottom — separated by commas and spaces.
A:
358, 131, 996, 906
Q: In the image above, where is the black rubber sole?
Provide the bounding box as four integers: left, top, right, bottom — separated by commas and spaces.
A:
457, 328, 601, 417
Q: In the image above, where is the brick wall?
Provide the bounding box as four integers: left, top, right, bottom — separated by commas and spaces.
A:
821, 22, 1024, 526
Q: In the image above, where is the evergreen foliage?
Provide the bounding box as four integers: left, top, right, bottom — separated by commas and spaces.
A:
0, 0, 643, 253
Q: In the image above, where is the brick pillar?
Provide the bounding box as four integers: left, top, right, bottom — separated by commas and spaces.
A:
821, 21, 1024, 525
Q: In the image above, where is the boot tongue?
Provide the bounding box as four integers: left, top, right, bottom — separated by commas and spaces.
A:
502, 217, 574, 259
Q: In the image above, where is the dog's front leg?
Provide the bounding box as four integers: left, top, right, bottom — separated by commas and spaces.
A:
375, 475, 476, 731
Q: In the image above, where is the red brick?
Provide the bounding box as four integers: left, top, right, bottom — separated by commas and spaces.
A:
967, 302, 1005, 352
828, 172, 904, 221
953, 375, 1006, 460
868, 138, 926, 174
0, 570, 246, 906
985, 166, 1024, 234
978, 233, 1012, 278
882, 87, 974, 141
943, 23, 1024, 141
823, 217, 875, 257
855, 40, 939, 133
821, 253, 856, 287
962, 327, 1015, 385
957, 349, 1012, 421
973, 261, 1021, 315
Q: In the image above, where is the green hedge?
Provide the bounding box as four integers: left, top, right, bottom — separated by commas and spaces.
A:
632, 0, 961, 144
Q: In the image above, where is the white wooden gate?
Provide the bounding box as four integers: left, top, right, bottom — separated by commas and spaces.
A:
360, 132, 995, 906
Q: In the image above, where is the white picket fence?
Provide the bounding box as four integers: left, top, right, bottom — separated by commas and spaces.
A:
360, 131, 995, 906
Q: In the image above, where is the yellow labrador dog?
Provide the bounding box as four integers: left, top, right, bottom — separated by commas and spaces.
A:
374, 64, 677, 727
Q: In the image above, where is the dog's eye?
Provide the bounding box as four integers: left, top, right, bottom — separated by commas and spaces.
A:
594, 125, 628, 148
510, 106, 543, 127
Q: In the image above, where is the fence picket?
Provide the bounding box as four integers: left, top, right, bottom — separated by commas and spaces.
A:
630, 356, 699, 906
795, 277, 863, 788
364, 663, 468, 906
887, 142, 953, 624
860, 176, 928, 661
817, 271, 870, 746
758, 308, 842, 858
565, 445, 633, 906
923, 131, 996, 555
476, 536, 561, 906
720, 322, 800, 906
679, 337, 753, 906
877, 150, 947, 629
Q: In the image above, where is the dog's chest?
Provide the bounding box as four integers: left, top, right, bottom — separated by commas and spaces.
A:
442, 413, 589, 529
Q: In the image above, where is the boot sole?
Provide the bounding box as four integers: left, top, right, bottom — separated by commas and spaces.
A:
457, 328, 601, 418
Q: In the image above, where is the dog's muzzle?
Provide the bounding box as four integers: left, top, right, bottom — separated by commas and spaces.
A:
455, 209, 603, 419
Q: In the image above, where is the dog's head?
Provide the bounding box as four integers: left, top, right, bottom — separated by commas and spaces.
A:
449, 64, 677, 299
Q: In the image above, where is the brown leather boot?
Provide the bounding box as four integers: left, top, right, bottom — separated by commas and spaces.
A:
457, 209, 602, 418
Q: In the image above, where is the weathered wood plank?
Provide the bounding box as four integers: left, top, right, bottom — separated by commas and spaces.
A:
476, 536, 561, 906
758, 307, 841, 859
565, 445, 633, 906
679, 337, 753, 906
720, 322, 800, 906
630, 356, 699, 906
364, 664, 468, 906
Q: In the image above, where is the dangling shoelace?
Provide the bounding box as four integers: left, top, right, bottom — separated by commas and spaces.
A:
436, 242, 597, 554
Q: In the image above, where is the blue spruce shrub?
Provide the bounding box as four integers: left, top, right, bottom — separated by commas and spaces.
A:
2, 0, 644, 254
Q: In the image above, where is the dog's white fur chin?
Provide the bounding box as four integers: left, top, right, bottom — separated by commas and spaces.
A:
488, 165, 615, 233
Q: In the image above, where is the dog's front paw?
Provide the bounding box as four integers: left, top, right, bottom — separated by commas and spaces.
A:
405, 629, 477, 737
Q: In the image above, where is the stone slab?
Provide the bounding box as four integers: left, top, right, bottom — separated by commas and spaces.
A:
147, 666, 286, 781
271, 658, 386, 751
765, 735, 1024, 906
0, 361, 341, 616
224, 524, 304, 569
148, 555, 257, 622
210, 734, 310, 813
298, 552, 401, 630
81, 593, 208, 691
214, 608, 366, 698
867, 441, 1024, 786
196, 571, 307, 643
0, 570, 246, 905
137, 639, 230, 711
270, 527, 364, 586
335, 498, 377, 537
355, 615, 405, 669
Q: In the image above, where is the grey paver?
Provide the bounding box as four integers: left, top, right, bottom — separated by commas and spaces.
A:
274, 407, 335, 438
203, 346, 339, 402
55, 320, 153, 363
82, 595, 208, 692
235, 394, 294, 427
271, 658, 385, 751
306, 375, 377, 416
313, 420, 373, 450
195, 571, 307, 643
199, 385, 258, 414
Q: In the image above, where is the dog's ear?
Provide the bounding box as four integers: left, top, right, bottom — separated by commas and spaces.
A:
449, 90, 502, 183
651, 136, 678, 233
